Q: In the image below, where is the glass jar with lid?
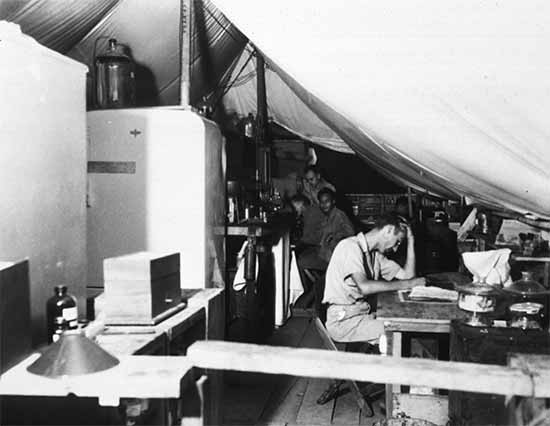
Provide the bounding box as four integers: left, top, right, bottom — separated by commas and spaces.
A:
455, 282, 500, 327
95, 38, 136, 109
506, 271, 547, 298
503, 271, 549, 327
508, 302, 544, 330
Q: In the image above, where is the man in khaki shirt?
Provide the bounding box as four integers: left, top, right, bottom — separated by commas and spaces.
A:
323, 213, 425, 342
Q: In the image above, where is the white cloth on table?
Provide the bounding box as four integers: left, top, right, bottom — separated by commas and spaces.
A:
462, 248, 512, 286
273, 237, 303, 326
232, 241, 258, 291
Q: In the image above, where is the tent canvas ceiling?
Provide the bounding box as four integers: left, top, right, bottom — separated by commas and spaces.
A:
2, 0, 550, 219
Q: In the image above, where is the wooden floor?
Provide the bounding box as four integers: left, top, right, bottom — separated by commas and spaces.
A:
222, 316, 386, 426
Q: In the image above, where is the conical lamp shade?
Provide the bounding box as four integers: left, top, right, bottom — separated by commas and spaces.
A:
27, 331, 119, 378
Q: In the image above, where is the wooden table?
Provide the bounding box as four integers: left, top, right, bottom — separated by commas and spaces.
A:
376, 273, 470, 423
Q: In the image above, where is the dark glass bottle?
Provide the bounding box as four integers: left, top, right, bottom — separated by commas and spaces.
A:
46, 285, 78, 343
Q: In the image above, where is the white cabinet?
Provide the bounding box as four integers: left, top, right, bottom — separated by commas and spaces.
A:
0, 22, 88, 343
87, 108, 225, 289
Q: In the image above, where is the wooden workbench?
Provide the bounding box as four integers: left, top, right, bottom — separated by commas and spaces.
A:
96, 288, 222, 357
0, 288, 224, 425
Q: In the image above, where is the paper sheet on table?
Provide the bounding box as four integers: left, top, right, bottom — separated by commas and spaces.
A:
409, 286, 458, 301
462, 249, 512, 286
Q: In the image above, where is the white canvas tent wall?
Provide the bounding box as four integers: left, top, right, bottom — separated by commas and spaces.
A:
213, 0, 550, 220
2, 0, 550, 220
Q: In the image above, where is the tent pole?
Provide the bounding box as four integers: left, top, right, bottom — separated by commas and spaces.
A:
179, 0, 192, 106
255, 49, 271, 192
407, 187, 413, 220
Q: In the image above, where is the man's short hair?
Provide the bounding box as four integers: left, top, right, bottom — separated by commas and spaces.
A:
374, 212, 408, 234
317, 187, 335, 201
304, 164, 320, 175
290, 194, 311, 205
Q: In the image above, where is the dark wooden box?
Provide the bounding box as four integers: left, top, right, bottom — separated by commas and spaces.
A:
0, 260, 31, 373
449, 320, 550, 426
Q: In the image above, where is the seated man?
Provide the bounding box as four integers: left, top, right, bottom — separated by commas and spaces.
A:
296, 188, 354, 271
318, 188, 355, 264
289, 193, 324, 248
323, 213, 425, 343
422, 212, 459, 274
301, 164, 336, 206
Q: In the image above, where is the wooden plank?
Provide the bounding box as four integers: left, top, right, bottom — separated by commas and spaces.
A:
383, 320, 450, 333
331, 387, 361, 425
258, 318, 318, 424
187, 341, 540, 397
296, 378, 335, 425
512, 255, 550, 262
392, 394, 449, 425
268, 317, 312, 347
221, 317, 312, 425
260, 376, 309, 424
222, 381, 273, 425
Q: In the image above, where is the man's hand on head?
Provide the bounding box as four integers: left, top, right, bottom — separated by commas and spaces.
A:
405, 223, 414, 241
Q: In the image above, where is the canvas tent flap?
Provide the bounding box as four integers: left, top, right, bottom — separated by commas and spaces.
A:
212, 0, 550, 219
221, 48, 354, 155
2, 0, 550, 219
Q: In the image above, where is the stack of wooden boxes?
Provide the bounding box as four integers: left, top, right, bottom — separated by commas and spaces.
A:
103, 252, 183, 325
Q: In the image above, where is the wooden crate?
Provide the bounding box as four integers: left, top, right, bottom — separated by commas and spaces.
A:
103, 252, 183, 325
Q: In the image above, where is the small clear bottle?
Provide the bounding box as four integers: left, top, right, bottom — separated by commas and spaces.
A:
46, 285, 78, 343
